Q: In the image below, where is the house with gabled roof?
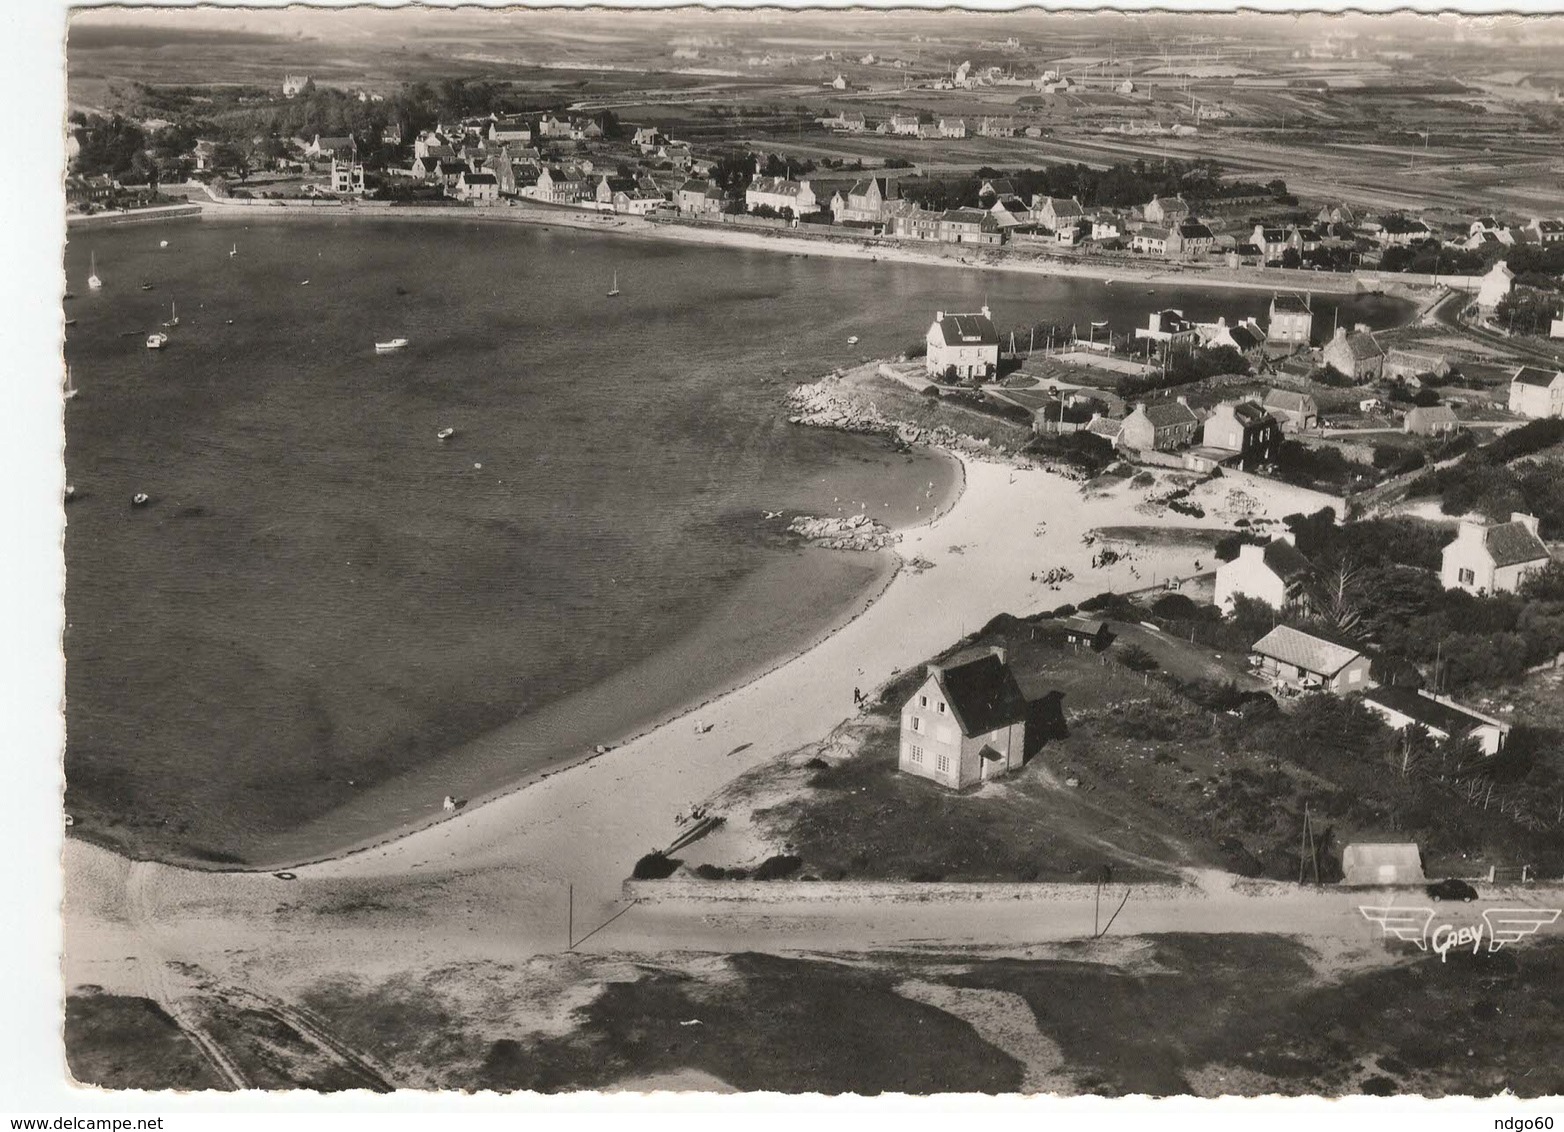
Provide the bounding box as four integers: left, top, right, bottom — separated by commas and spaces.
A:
1404, 405, 1459, 437
1119, 397, 1200, 452
1477, 260, 1515, 314
1508, 365, 1564, 419
1262, 389, 1318, 432
1268, 293, 1314, 346
938, 116, 968, 138
898, 647, 1029, 789
926, 305, 999, 380
455, 169, 499, 204
1322, 326, 1386, 383
1361, 687, 1511, 756
831, 176, 898, 224
676, 177, 726, 216
1199, 316, 1267, 359
1384, 348, 1452, 382
1251, 625, 1372, 694
1143, 194, 1191, 225
1441, 513, 1551, 595
1032, 195, 1083, 232
1201, 399, 1281, 464
1215, 534, 1316, 614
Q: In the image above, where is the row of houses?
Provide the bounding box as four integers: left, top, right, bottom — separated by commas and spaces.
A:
894, 614, 1522, 794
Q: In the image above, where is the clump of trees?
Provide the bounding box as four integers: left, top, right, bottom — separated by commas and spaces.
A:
1407, 419, 1564, 535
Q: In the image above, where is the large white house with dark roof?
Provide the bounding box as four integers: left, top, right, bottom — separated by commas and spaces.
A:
1215, 534, 1315, 614
899, 647, 1029, 789
1441, 513, 1552, 595
1509, 365, 1564, 419
926, 306, 1000, 380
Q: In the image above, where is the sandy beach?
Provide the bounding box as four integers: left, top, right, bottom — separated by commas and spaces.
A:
64, 449, 1365, 1012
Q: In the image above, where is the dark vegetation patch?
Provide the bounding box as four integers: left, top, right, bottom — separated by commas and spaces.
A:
475, 953, 1024, 1095
65, 990, 228, 1091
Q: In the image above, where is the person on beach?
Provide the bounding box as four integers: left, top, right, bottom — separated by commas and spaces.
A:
853, 687, 863, 707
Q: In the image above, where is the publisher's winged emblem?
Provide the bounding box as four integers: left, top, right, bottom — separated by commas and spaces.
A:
1359, 906, 1435, 950
1359, 905, 1561, 960
1481, 908, 1561, 952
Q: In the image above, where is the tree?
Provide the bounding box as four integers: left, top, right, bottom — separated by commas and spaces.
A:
1309, 559, 1365, 638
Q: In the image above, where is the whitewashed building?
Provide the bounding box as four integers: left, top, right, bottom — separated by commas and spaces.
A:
926, 306, 1000, 380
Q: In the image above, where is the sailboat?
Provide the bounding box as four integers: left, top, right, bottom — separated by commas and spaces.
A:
63, 366, 78, 401
162, 301, 179, 328
87, 252, 102, 291
229, 243, 238, 258
607, 271, 621, 298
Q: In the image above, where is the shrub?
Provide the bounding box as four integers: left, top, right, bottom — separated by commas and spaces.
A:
921, 384, 941, 398
631, 851, 680, 880
1130, 471, 1156, 487
1151, 593, 1199, 620
753, 854, 804, 880
1117, 644, 1159, 672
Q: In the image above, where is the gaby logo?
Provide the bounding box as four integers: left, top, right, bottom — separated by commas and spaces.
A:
1360, 906, 1561, 962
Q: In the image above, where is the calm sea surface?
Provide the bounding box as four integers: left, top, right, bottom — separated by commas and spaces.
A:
61, 217, 1414, 865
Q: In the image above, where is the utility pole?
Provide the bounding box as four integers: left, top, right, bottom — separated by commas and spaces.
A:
567, 883, 574, 950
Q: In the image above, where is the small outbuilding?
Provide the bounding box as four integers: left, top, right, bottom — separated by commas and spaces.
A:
1342, 842, 1425, 887
1061, 615, 1112, 649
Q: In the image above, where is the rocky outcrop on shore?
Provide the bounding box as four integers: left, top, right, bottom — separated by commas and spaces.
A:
788, 513, 901, 552
784, 379, 1000, 458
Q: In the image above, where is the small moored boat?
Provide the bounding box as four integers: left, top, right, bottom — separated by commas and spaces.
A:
140, 282, 154, 292
437, 427, 455, 441
847, 336, 859, 345
146, 332, 169, 350
375, 338, 409, 352
63, 367, 78, 401
607, 271, 621, 297
87, 253, 102, 291
159, 240, 169, 248
162, 301, 179, 328
132, 493, 150, 507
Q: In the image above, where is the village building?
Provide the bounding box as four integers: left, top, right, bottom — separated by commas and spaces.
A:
1135, 309, 1201, 347
1342, 843, 1425, 887
1200, 399, 1281, 465
1322, 326, 1387, 383
487, 116, 532, 145
1476, 260, 1515, 314
1362, 687, 1512, 756
1118, 397, 1200, 452
831, 111, 868, 133
1117, 78, 1136, 94
1086, 414, 1124, 444
658, 143, 693, 168
937, 208, 1002, 245
454, 170, 499, 204
1384, 348, 1453, 382
1215, 535, 1315, 615
1199, 316, 1267, 359
938, 117, 968, 138
1032, 195, 1083, 232
1252, 224, 1300, 262
1250, 625, 1372, 694
612, 189, 662, 216
1090, 216, 1123, 242
888, 113, 921, 136
926, 306, 1000, 381
831, 176, 898, 224
330, 157, 365, 195
676, 178, 726, 216
988, 197, 1034, 235
1375, 215, 1434, 246
1529, 218, 1564, 245
631, 126, 662, 150
746, 175, 817, 216
306, 134, 356, 161
1509, 365, 1564, 419
1062, 615, 1113, 649
1143, 195, 1191, 225
898, 648, 1029, 790
1262, 389, 1319, 433
533, 166, 584, 203
1440, 513, 1551, 595
1404, 404, 1459, 436
1177, 221, 1216, 256
1131, 226, 1174, 256
976, 116, 1019, 137
1316, 203, 1357, 229
1268, 293, 1314, 346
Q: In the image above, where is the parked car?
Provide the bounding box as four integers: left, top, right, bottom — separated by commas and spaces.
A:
1426, 878, 1479, 902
